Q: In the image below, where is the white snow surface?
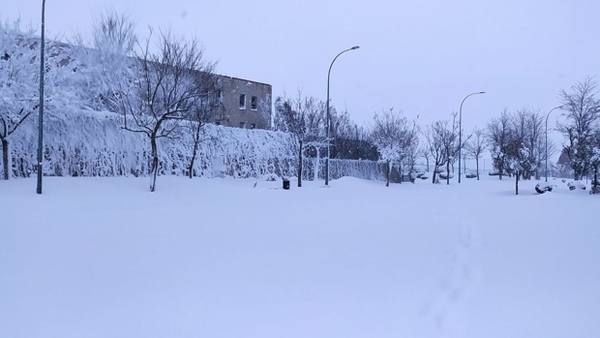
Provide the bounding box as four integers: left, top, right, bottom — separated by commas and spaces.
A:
1, 175, 599, 338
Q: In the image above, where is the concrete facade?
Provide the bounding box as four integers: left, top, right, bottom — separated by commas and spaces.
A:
214, 75, 272, 130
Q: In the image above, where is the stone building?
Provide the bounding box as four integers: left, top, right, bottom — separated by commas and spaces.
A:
213, 75, 272, 130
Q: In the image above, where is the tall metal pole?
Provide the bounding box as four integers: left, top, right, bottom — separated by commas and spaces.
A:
325, 45, 359, 186
458, 91, 485, 183
545, 105, 563, 182
36, 0, 46, 194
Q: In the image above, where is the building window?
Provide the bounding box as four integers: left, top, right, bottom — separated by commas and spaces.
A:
239, 94, 246, 109
250, 123, 256, 129
239, 122, 246, 128
251, 96, 258, 110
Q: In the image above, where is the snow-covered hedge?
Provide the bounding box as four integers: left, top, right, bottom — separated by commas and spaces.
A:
2, 109, 297, 179
1, 109, 385, 181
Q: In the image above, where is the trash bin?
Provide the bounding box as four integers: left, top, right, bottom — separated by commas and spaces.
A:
282, 179, 290, 190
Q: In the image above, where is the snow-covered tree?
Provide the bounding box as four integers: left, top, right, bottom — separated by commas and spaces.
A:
505, 110, 529, 195
0, 20, 67, 180
487, 109, 543, 194
371, 108, 418, 187
111, 29, 216, 192
274, 92, 327, 187
558, 77, 600, 180
70, 9, 137, 111
257, 94, 272, 130
589, 130, 600, 193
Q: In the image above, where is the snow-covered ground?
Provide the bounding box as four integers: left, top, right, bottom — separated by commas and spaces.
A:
1, 175, 599, 338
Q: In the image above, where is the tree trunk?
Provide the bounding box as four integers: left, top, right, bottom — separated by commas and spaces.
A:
515, 170, 520, 195
2, 138, 9, 180
188, 140, 198, 179
593, 165, 599, 193
150, 135, 159, 192
188, 123, 202, 179
386, 160, 390, 187
398, 164, 402, 184
314, 146, 320, 181
446, 160, 450, 185
476, 156, 480, 181
297, 140, 303, 187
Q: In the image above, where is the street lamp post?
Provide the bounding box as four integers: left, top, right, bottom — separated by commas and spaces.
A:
545, 105, 563, 182
325, 45, 359, 186
36, 0, 46, 194
458, 91, 485, 183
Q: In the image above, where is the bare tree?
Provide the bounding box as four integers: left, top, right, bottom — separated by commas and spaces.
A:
401, 120, 420, 181
439, 113, 461, 185
274, 92, 326, 187
186, 71, 220, 178
112, 29, 215, 191
371, 108, 418, 186
465, 127, 486, 180
424, 122, 446, 184
558, 77, 600, 180
487, 109, 512, 180
522, 109, 544, 180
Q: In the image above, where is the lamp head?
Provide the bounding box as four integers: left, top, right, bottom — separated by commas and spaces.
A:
351, 46, 360, 50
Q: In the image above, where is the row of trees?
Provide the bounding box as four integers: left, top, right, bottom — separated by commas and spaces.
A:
273, 77, 600, 194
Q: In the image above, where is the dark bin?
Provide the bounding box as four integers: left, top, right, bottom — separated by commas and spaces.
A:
282, 179, 290, 190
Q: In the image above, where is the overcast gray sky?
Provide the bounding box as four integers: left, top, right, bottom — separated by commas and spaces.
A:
6, 0, 600, 132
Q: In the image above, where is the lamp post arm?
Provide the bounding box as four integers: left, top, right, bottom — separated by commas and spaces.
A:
328, 47, 356, 84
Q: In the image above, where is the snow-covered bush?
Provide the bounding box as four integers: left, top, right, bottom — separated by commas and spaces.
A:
567, 181, 586, 191
535, 182, 553, 194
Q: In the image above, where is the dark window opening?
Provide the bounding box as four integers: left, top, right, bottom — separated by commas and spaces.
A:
251, 96, 258, 110
239, 94, 246, 109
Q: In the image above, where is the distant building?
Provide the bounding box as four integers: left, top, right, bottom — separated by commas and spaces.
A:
214, 75, 272, 130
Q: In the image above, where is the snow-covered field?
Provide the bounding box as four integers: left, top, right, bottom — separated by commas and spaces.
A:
1, 175, 599, 338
